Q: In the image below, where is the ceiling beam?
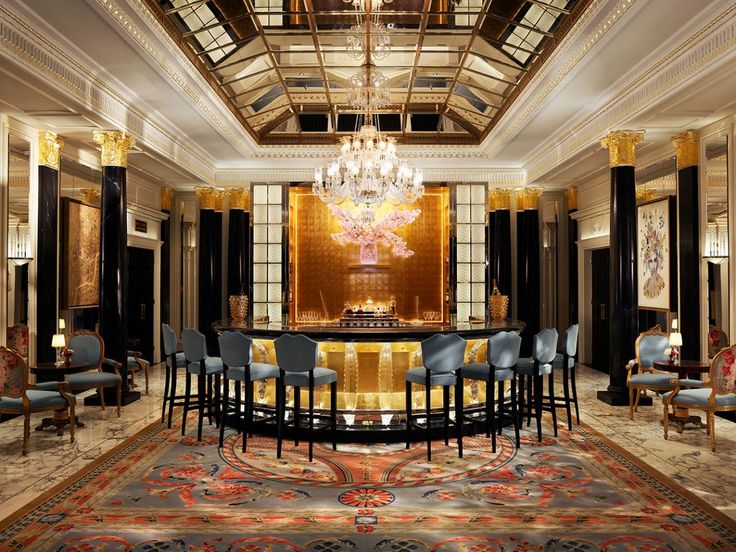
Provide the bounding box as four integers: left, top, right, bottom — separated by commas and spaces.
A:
303, 0, 337, 132
402, 0, 432, 138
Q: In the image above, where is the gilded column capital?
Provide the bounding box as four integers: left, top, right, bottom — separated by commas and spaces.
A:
213, 189, 225, 212
488, 188, 512, 211
80, 187, 101, 205
600, 130, 644, 167
38, 131, 63, 170
565, 186, 577, 210
161, 187, 174, 211
195, 186, 219, 210
672, 130, 698, 169
521, 186, 543, 210
228, 188, 251, 211
93, 130, 135, 167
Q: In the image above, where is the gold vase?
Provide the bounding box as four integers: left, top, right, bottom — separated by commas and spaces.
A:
229, 295, 248, 320
489, 279, 509, 320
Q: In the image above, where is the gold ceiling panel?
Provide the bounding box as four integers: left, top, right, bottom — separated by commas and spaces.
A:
146, 0, 592, 145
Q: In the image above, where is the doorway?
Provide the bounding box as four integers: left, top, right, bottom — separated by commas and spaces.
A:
127, 247, 155, 361
590, 248, 610, 373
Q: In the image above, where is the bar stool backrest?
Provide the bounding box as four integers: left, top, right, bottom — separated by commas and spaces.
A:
183, 328, 207, 362
422, 334, 466, 374
563, 324, 579, 357
488, 331, 522, 369
275, 334, 317, 373
533, 328, 559, 364
162, 324, 177, 357
219, 331, 253, 367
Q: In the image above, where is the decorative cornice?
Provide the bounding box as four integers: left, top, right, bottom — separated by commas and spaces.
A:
93, 130, 135, 167
672, 130, 699, 169
37, 130, 62, 170
249, 143, 483, 160
601, 130, 644, 167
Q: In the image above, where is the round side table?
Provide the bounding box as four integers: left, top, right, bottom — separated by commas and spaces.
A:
31, 361, 91, 434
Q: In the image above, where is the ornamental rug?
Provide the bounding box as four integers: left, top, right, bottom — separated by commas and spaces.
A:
1, 414, 736, 552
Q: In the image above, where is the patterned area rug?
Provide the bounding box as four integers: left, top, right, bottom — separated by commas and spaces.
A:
2, 414, 735, 551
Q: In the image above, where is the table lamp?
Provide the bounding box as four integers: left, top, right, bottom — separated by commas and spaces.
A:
52, 333, 66, 366
669, 331, 683, 365
58, 318, 66, 331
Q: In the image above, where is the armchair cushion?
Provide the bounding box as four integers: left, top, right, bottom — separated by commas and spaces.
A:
127, 357, 150, 369
460, 363, 514, 382
0, 390, 71, 411
665, 388, 736, 408
680, 378, 706, 388
405, 367, 456, 386
629, 373, 676, 387
283, 367, 337, 386
227, 362, 279, 382
187, 357, 224, 375
66, 371, 122, 388
516, 358, 552, 376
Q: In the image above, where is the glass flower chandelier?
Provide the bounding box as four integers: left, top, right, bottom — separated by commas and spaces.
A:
347, 65, 390, 110
346, 21, 391, 61
343, 0, 393, 11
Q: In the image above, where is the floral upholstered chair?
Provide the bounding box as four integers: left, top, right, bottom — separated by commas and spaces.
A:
708, 326, 729, 361
664, 345, 736, 451
626, 325, 674, 420
0, 346, 76, 455
6, 324, 29, 359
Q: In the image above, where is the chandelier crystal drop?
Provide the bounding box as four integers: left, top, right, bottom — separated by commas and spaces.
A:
313, 123, 423, 208
346, 21, 391, 61
347, 66, 390, 110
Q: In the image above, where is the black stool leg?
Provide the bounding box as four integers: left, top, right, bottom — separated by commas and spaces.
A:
455, 376, 463, 458
276, 377, 285, 459
425, 379, 432, 461
405, 381, 412, 449
510, 378, 520, 448
181, 370, 191, 436
169, 362, 179, 429
485, 380, 492, 438
526, 375, 533, 427
243, 379, 253, 453
331, 381, 337, 451
443, 385, 450, 446
517, 375, 525, 427
162, 362, 170, 423
497, 380, 504, 436
214, 374, 221, 427
534, 374, 543, 442
562, 363, 572, 430
206, 374, 213, 425
489, 376, 496, 453
548, 372, 558, 437
219, 375, 229, 448
235, 382, 242, 434
197, 372, 206, 441
571, 364, 580, 424
294, 386, 301, 447
308, 379, 314, 462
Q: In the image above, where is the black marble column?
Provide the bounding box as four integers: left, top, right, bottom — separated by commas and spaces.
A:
674, 132, 700, 359
567, 188, 579, 325
198, 202, 219, 355
493, 209, 512, 298
598, 131, 643, 405
517, 201, 541, 356
486, 210, 495, 300
36, 163, 59, 363
160, 189, 172, 362
227, 208, 251, 300
214, 208, 223, 323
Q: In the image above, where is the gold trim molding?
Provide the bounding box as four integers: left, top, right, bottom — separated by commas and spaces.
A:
38, 131, 62, 170
93, 130, 135, 167
672, 130, 698, 169
635, 186, 657, 202
228, 188, 250, 211
488, 188, 512, 211
161, 187, 174, 211
600, 130, 644, 167
565, 186, 578, 210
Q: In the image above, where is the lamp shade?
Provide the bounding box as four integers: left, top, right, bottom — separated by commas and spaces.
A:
51, 334, 66, 348
58, 318, 66, 330
669, 332, 683, 347
671, 318, 678, 331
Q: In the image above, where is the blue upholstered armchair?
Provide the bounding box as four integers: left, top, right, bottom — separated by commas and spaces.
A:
626, 325, 675, 420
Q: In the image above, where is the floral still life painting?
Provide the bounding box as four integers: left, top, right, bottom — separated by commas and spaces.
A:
637, 198, 670, 310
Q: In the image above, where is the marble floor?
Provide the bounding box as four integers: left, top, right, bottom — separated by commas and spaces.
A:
1, 363, 735, 526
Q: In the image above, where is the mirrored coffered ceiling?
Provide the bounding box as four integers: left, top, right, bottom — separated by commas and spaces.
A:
146, 0, 588, 145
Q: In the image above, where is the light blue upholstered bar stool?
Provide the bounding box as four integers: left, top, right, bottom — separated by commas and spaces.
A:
405, 333, 466, 461
551, 324, 580, 429
516, 328, 558, 442
161, 323, 187, 428
182, 328, 224, 441
457, 331, 522, 456
274, 334, 337, 462
218, 331, 280, 451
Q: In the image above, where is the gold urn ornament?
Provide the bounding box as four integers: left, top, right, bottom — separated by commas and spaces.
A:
229, 295, 249, 320
489, 280, 509, 321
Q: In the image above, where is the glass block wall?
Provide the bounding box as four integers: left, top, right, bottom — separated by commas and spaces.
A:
455, 183, 487, 322
252, 184, 283, 322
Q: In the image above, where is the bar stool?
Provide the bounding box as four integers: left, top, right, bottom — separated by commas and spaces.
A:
516, 328, 559, 442
161, 323, 187, 428
218, 331, 280, 450
274, 334, 337, 462
457, 331, 522, 457
405, 333, 466, 461
551, 324, 580, 429
182, 328, 224, 441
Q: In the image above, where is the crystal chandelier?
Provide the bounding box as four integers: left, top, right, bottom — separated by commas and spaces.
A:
314, 123, 423, 207
343, 0, 393, 11
347, 65, 390, 110
346, 21, 391, 61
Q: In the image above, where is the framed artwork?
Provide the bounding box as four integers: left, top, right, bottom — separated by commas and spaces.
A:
637, 196, 677, 311
61, 198, 100, 309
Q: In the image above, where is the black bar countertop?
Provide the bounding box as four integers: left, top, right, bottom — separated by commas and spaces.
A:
213, 318, 525, 342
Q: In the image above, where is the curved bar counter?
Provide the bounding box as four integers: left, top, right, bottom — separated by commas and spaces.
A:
214, 319, 525, 419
